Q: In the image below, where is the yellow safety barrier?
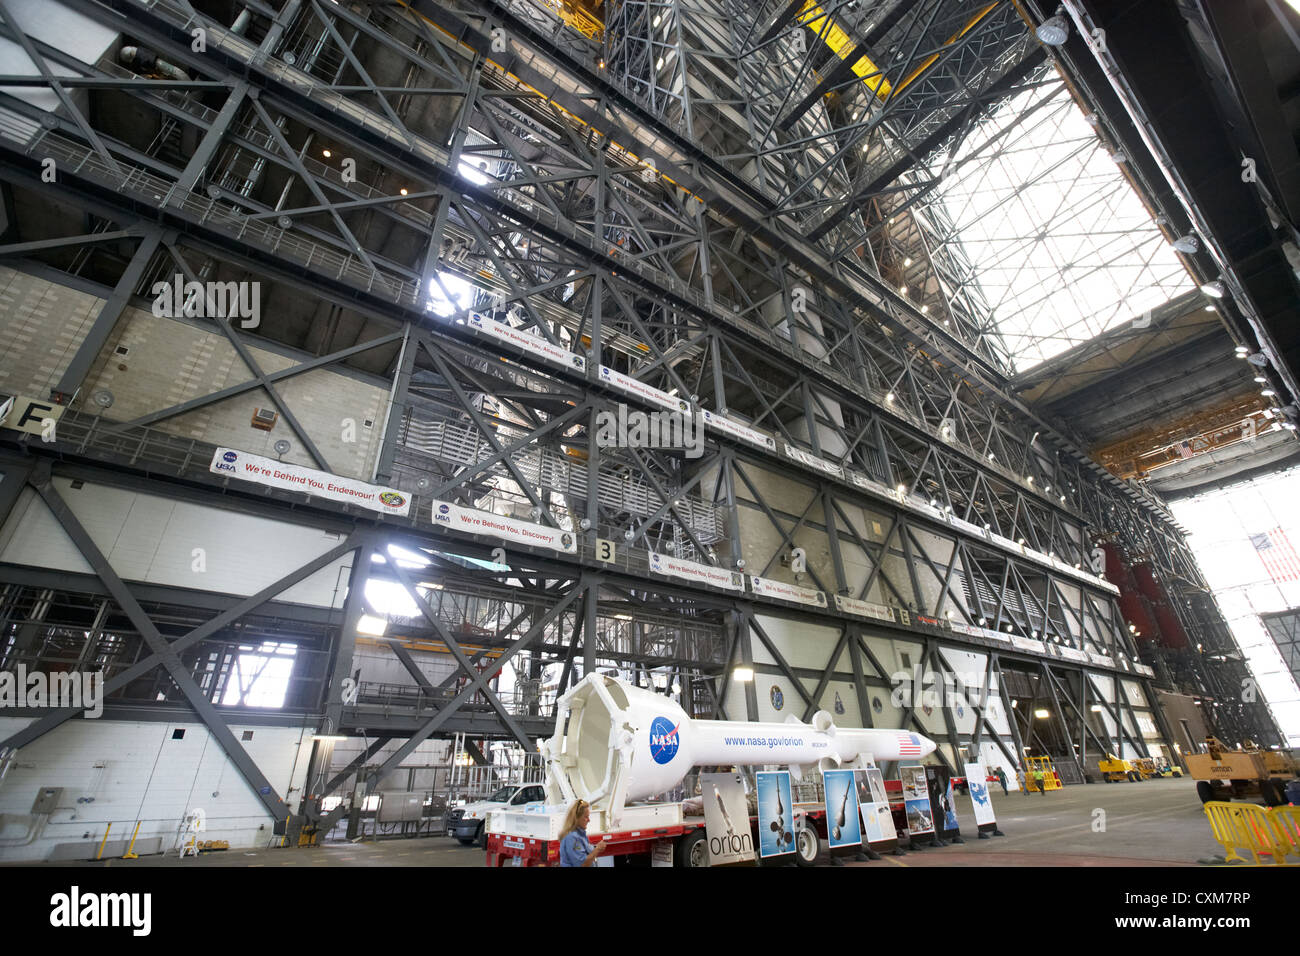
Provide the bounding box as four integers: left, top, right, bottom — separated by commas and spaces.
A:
1202, 802, 1292, 865
1269, 805, 1300, 863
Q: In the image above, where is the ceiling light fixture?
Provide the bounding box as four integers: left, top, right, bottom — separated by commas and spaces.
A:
1200, 280, 1225, 298
1036, 14, 1069, 45
1172, 234, 1199, 254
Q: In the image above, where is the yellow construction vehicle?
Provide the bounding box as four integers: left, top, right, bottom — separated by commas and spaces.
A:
1024, 756, 1063, 792
1098, 754, 1142, 782
1187, 737, 1298, 807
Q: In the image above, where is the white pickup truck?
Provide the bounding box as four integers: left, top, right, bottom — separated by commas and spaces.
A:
445, 784, 546, 846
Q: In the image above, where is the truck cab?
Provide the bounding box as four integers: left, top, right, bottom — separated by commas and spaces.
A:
446, 784, 545, 846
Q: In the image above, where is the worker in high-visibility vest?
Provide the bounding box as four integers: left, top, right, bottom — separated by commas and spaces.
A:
1032, 768, 1046, 794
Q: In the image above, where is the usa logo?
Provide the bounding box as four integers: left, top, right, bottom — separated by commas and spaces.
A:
649, 716, 680, 765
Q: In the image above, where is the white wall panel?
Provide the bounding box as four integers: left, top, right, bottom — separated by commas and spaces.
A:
0, 478, 352, 607
0, 716, 313, 862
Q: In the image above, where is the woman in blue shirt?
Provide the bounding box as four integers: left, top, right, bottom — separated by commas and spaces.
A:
558, 799, 609, 867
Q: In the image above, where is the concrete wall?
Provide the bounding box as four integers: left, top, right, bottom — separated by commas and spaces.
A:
0, 266, 390, 480
0, 716, 313, 862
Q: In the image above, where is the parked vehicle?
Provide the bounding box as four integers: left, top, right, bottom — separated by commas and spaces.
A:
1187, 737, 1297, 807
446, 783, 545, 846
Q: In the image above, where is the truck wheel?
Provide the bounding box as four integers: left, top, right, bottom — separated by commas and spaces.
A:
474, 823, 486, 848
1195, 781, 1215, 804
456, 835, 476, 846
675, 830, 708, 868
793, 824, 820, 868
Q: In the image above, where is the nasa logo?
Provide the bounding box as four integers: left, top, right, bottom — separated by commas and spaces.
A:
438, 504, 450, 515
648, 716, 680, 765
222, 451, 237, 463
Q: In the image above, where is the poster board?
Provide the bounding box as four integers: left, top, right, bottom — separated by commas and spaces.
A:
823, 769, 862, 852
700, 772, 755, 866
900, 764, 935, 837
856, 766, 898, 852
756, 771, 796, 860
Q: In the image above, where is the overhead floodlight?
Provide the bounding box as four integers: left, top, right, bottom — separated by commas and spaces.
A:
357, 614, 387, 637
1200, 280, 1225, 298
1172, 234, 1199, 254
1262, 389, 1276, 397
903, 257, 912, 267
732, 666, 754, 683
1109, 150, 1127, 164
1036, 14, 1069, 45
1246, 352, 1269, 367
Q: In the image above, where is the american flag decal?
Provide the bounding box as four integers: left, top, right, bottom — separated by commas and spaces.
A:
1250, 528, 1300, 584
898, 733, 922, 756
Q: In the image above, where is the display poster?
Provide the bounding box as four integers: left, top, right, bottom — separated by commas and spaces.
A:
430, 500, 576, 553
748, 575, 827, 608
466, 313, 586, 372
783, 442, 844, 479
964, 762, 997, 828
834, 593, 897, 623
598, 365, 689, 414
900, 764, 934, 835
756, 771, 796, 859
856, 767, 896, 845
701, 409, 777, 452
822, 769, 862, 850
649, 551, 745, 591
211, 447, 411, 516
700, 772, 755, 866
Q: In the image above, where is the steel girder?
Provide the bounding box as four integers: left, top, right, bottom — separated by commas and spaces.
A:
0, 0, 1276, 753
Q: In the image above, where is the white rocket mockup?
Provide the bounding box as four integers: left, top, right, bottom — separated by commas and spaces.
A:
543, 673, 937, 808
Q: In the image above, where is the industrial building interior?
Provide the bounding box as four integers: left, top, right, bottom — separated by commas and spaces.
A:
0, 0, 1298, 870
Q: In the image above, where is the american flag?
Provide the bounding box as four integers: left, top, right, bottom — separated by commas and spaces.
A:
1249, 528, 1300, 583
897, 733, 922, 757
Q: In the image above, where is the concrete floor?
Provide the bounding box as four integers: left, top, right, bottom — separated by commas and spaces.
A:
12, 776, 1232, 867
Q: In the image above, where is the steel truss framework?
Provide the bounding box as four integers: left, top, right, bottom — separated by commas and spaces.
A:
0, 0, 1283, 824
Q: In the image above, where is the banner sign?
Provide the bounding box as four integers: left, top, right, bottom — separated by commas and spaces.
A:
835, 594, 896, 623
211, 448, 411, 516
964, 762, 997, 828
756, 771, 796, 859
782, 442, 844, 480
701, 772, 755, 866
430, 500, 575, 553
599, 365, 690, 414
749, 575, 827, 608
1087, 651, 1112, 667
949, 622, 984, 638
822, 769, 862, 849
467, 313, 586, 372
649, 552, 745, 591
701, 409, 776, 452
1010, 635, 1046, 654
1057, 646, 1089, 663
